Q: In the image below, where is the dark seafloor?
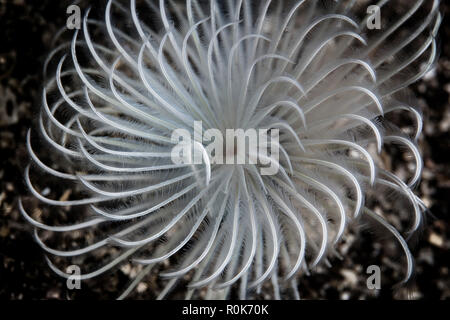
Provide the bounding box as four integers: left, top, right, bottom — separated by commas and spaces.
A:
0, 0, 449, 300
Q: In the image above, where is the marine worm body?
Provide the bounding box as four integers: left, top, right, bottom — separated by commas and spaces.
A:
22, 0, 440, 299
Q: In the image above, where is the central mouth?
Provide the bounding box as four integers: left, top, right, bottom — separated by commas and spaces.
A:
224, 136, 240, 164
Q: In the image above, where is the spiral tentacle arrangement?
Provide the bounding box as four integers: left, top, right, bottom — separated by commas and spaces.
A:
22, 0, 440, 299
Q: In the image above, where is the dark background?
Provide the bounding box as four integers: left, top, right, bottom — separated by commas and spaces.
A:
0, 0, 448, 299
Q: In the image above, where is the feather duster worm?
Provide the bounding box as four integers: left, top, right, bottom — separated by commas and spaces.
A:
22, 0, 441, 299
